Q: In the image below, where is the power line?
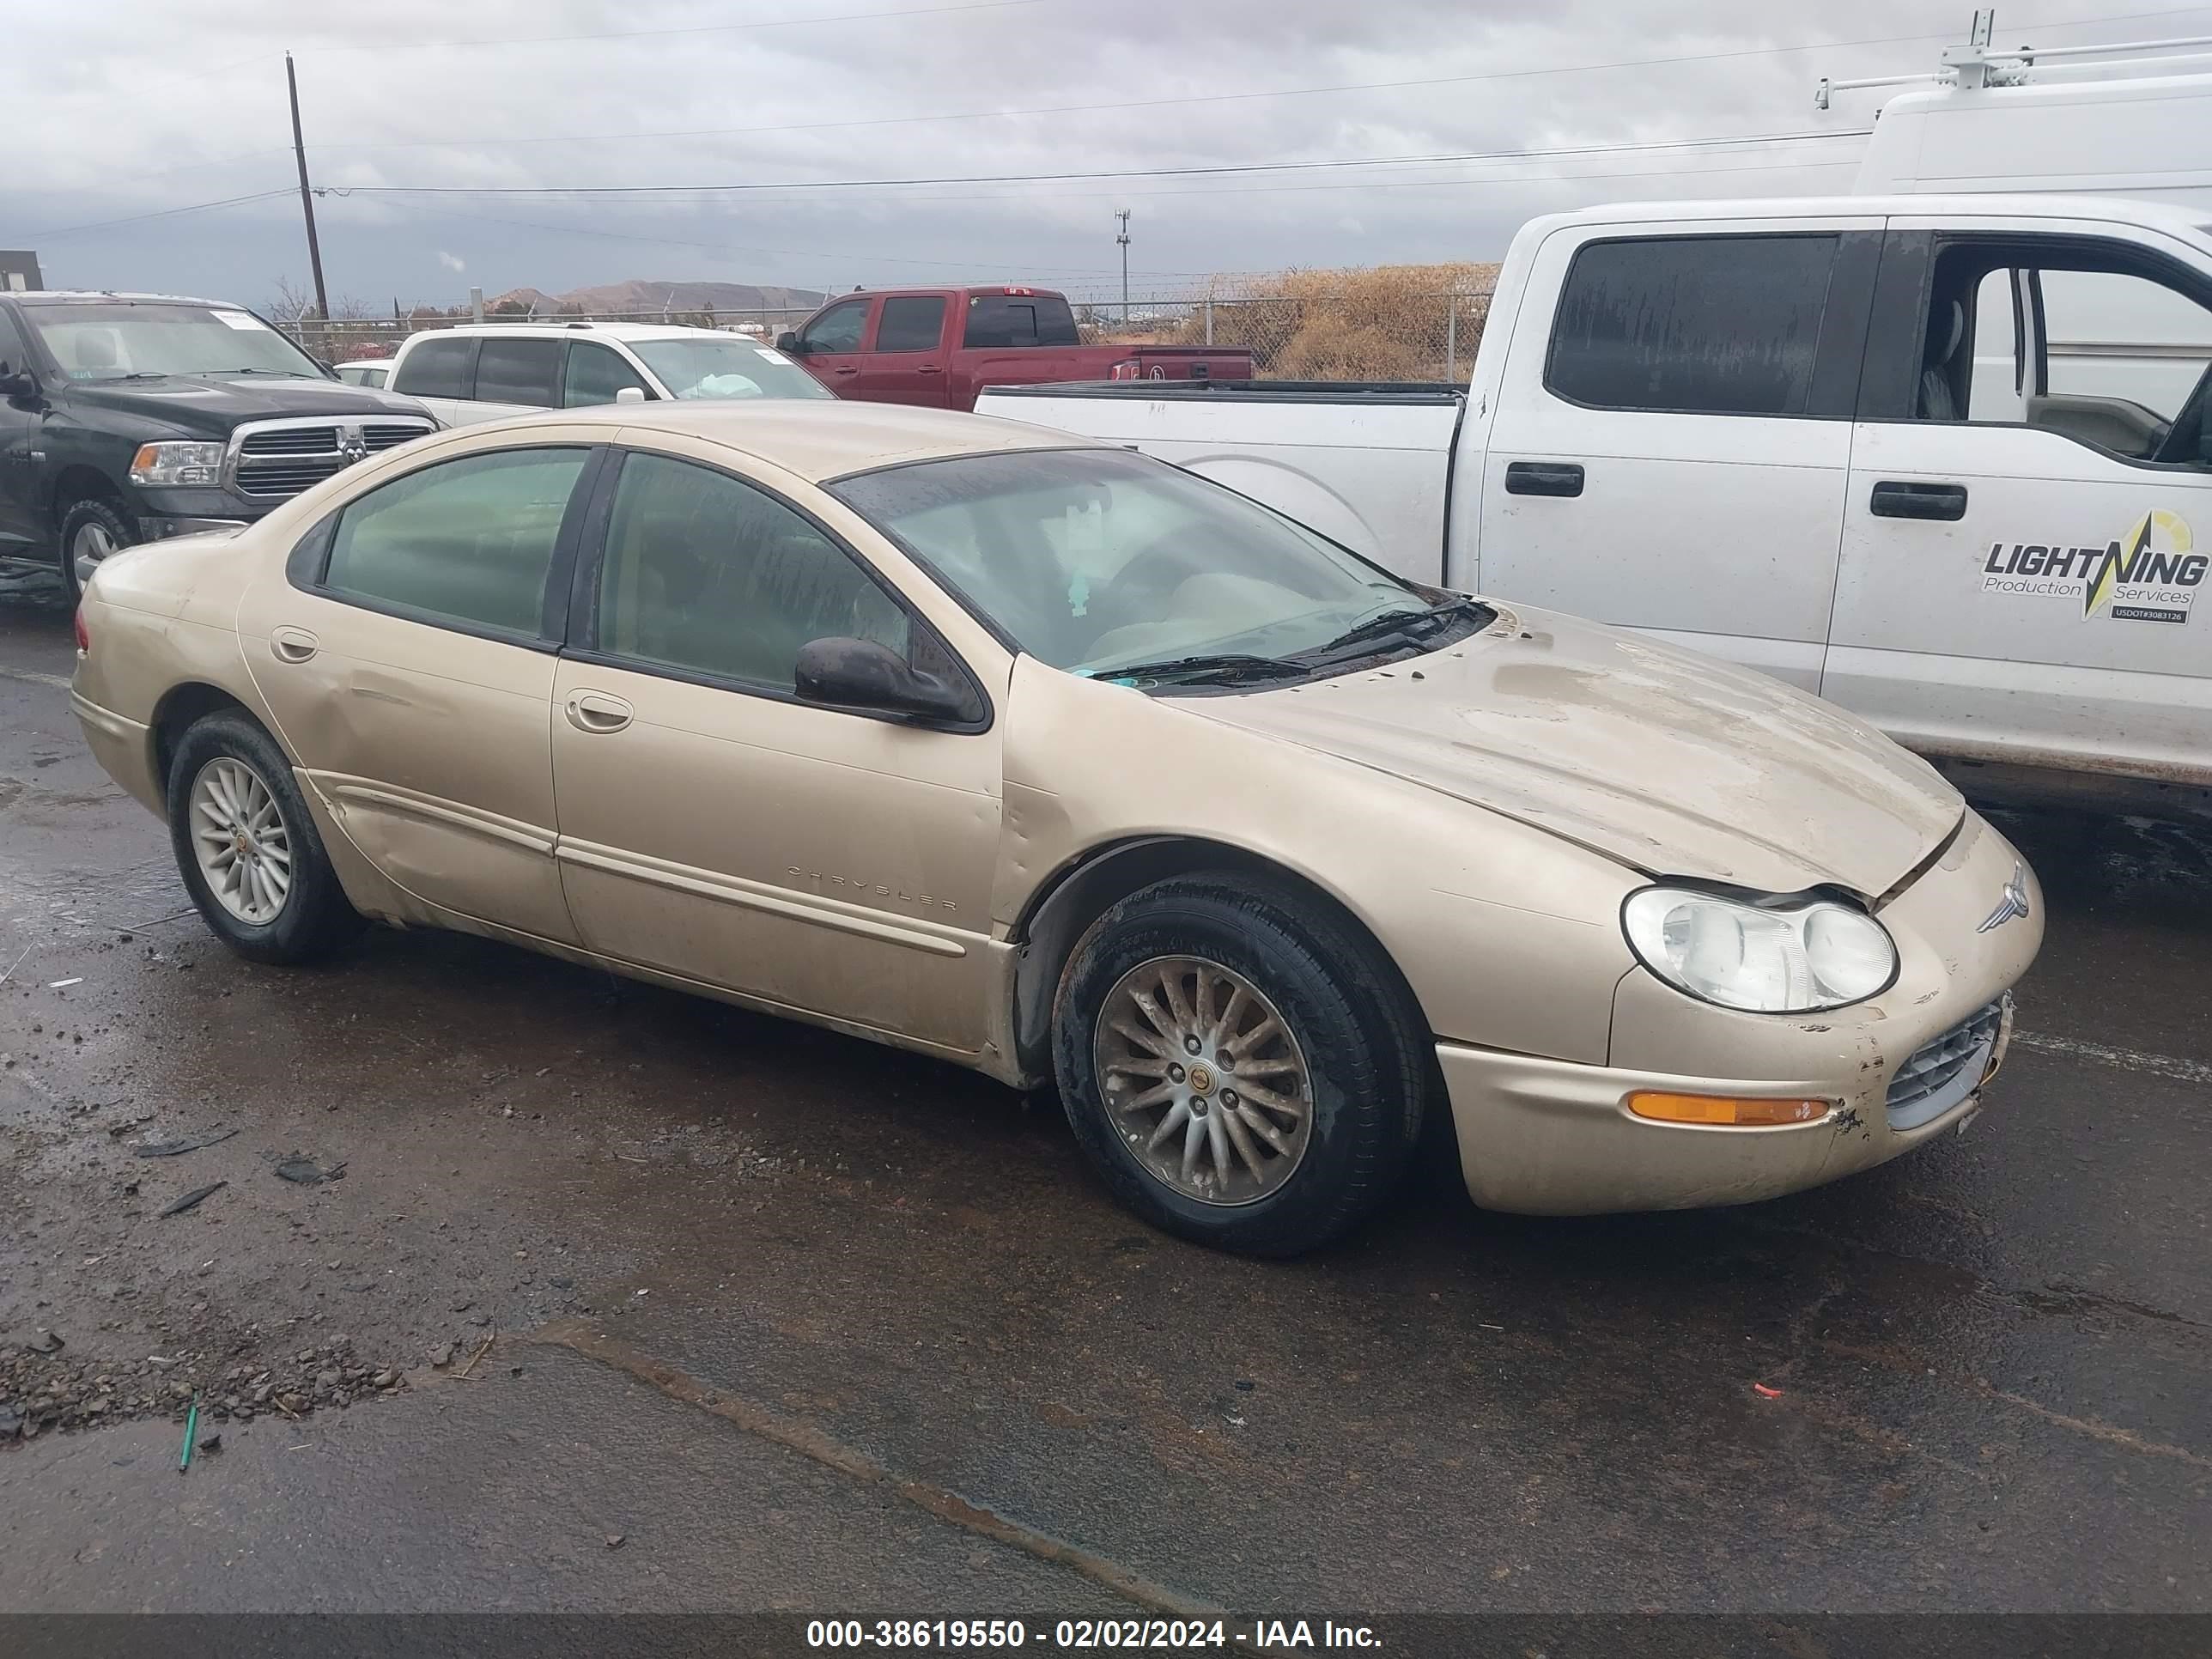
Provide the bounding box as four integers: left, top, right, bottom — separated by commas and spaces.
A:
330, 127, 1871, 199
307, 0, 1066, 55
25, 188, 295, 241
280, 3, 2212, 155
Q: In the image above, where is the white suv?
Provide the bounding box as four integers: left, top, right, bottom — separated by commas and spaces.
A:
386, 320, 831, 427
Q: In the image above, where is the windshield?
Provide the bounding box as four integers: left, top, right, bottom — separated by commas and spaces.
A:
830, 447, 1437, 677
24, 301, 326, 381
629, 339, 830, 402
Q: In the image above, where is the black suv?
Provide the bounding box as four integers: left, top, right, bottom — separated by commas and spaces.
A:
0, 291, 436, 601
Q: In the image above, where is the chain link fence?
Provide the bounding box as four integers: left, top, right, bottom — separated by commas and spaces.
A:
280, 266, 1501, 386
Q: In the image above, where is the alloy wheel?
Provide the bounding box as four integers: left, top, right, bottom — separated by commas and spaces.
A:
188, 757, 293, 925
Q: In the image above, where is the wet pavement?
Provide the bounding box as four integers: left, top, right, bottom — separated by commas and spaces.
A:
2, 578, 2209, 1629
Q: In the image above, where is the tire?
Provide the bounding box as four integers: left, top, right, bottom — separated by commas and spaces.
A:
166, 711, 362, 964
1052, 874, 1428, 1256
58, 495, 136, 605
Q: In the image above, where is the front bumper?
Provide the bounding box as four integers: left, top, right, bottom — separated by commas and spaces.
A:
1437, 811, 2040, 1215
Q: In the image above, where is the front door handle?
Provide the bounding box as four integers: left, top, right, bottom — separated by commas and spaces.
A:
916, 365, 941, 374
1870, 480, 1969, 520
564, 690, 633, 733
270, 626, 319, 664
1504, 460, 1585, 498
833, 365, 860, 377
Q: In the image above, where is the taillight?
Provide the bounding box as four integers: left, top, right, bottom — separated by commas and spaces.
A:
73, 607, 90, 655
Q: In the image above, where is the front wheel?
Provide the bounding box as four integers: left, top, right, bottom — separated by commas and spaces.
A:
1052, 875, 1428, 1256
166, 712, 362, 963
58, 495, 136, 605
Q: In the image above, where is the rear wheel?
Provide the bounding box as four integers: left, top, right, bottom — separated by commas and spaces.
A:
166, 712, 362, 963
58, 495, 135, 605
1052, 875, 1427, 1256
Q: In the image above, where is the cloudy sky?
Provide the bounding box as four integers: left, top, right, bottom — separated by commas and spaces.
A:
7, 0, 2203, 312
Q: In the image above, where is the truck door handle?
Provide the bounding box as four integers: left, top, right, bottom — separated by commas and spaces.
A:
833, 365, 860, 377
270, 627, 319, 664
916, 365, 941, 374
1504, 461, 1584, 498
1870, 481, 1968, 520
564, 691, 633, 734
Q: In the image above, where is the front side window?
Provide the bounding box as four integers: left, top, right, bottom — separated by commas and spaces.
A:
830, 447, 1429, 676
22, 301, 326, 382
627, 339, 832, 401
323, 447, 588, 636
597, 453, 908, 690
473, 337, 562, 407
392, 336, 477, 400
875, 297, 946, 353
799, 301, 869, 355
1916, 242, 2212, 466
963, 295, 1080, 349
563, 341, 648, 407
1546, 234, 1838, 416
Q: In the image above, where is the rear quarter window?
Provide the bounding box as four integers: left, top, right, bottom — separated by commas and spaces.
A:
393, 336, 478, 400
1545, 234, 1839, 416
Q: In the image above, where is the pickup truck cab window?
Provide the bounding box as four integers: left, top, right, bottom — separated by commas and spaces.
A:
1544, 234, 1840, 416
799, 301, 870, 355
875, 297, 946, 353
963, 295, 1079, 349
23, 300, 326, 382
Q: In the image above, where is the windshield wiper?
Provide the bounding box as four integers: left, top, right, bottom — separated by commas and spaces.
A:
207, 367, 307, 378
1091, 652, 1309, 687
1308, 595, 1486, 659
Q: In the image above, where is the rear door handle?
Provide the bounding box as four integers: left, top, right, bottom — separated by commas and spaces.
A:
564, 690, 633, 733
1504, 461, 1584, 498
270, 627, 319, 664
916, 365, 941, 374
1870, 480, 1969, 520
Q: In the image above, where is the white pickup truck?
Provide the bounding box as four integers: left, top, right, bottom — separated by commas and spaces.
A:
981, 191, 2212, 804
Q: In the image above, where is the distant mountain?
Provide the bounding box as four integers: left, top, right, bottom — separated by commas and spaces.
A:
486, 280, 826, 315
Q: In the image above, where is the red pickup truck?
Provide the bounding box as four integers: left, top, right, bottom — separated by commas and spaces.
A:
774, 287, 1253, 410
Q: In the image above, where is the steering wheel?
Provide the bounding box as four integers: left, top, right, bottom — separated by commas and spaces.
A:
2150, 358, 2212, 467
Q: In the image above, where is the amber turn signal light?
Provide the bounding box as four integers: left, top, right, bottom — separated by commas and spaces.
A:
1626, 1092, 1830, 1127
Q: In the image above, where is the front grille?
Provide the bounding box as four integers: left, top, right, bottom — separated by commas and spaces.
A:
228, 416, 434, 500
240, 427, 340, 457
1886, 998, 2006, 1130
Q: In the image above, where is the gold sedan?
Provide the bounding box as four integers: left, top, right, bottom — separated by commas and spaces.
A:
70, 403, 2042, 1254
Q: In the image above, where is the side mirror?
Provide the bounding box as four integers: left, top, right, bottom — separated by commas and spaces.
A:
0, 362, 36, 398
794, 636, 974, 725
314, 358, 337, 376
776, 332, 803, 353
614, 385, 648, 404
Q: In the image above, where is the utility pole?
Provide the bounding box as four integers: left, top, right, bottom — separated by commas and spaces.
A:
285, 52, 330, 325
1115, 209, 1131, 325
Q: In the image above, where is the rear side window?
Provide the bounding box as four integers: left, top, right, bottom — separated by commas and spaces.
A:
1546, 235, 1838, 416
474, 337, 562, 407
963, 295, 1080, 349
392, 336, 477, 400
875, 296, 946, 352
323, 447, 588, 636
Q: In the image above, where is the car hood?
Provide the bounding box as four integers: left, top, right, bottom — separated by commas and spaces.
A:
1184, 604, 1962, 899
63, 374, 432, 438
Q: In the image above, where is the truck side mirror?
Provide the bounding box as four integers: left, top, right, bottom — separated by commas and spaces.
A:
776, 332, 804, 353
0, 362, 35, 398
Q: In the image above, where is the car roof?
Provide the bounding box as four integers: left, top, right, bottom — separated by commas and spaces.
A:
412, 321, 759, 344
454, 399, 1092, 482
1537, 193, 2212, 240
9, 290, 246, 308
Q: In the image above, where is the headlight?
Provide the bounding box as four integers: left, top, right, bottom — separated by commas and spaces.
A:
1622, 887, 1898, 1013
129, 442, 228, 487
